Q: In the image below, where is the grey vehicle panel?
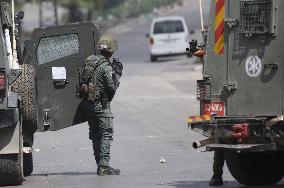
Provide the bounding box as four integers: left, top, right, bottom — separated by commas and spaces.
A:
26, 22, 100, 131
203, 0, 284, 116
226, 0, 283, 116
203, 1, 228, 103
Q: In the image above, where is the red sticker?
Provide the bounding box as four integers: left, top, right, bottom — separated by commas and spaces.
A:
201, 101, 225, 116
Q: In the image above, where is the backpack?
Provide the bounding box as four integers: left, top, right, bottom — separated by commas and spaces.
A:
76, 55, 106, 99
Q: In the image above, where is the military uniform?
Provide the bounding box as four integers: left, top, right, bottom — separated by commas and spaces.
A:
82, 54, 118, 168
209, 151, 224, 186
79, 33, 121, 176
213, 151, 225, 176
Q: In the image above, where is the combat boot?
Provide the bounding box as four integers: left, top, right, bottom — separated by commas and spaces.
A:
97, 166, 120, 176
209, 174, 223, 186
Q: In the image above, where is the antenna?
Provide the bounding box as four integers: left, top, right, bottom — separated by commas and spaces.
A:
199, 0, 204, 32
11, 0, 20, 69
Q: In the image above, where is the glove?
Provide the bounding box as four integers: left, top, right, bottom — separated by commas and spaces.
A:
193, 49, 205, 58
112, 74, 120, 87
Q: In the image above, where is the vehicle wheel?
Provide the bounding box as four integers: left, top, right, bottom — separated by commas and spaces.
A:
150, 55, 157, 62
0, 125, 23, 186
187, 52, 192, 58
23, 153, 33, 176
12, 64, 37, 135
225, 151, 284, 186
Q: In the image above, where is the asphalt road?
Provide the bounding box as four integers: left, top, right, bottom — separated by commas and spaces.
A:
7, 1, 284, 188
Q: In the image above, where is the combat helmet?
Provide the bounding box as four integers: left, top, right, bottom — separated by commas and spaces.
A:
97, 34, 118, 53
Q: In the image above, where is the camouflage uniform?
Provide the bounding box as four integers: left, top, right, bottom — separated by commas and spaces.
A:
83, 55, 119, 167
213, 151, 225, 176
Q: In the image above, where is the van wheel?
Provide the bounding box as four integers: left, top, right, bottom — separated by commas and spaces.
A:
23, 153, 33, 176
225, 151, 284, 186
187, 52, 192, 58
150, 55, 157, 62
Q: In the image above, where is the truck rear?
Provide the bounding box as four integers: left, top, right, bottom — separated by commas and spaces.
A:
189, 0, 284, 186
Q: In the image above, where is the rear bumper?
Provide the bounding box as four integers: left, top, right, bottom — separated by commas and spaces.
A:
206, 144, 277, 153
150, 46, 187, 56
152, 52, 188, 57
189, 115, 284, 152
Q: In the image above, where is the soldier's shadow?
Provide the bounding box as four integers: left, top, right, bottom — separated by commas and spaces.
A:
165, 181, 284, 188
32, 172, 96, 176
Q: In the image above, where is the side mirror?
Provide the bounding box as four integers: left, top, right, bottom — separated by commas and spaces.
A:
189, 30, 195, 35
15, 11, 25, 20
146, 33, 150, 38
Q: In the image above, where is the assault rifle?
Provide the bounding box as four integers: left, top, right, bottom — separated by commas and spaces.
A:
186, 39, 199, 54
111, 57, 123, 77
111, 57, 123, 87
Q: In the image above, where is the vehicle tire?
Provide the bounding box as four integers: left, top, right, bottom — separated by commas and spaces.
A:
225, 151, 284, 186
23, 153, 33, 176
11, 64, 37, 135
150, 55, 157, 62
0, 126, 23, 186
187, 52, 192, 58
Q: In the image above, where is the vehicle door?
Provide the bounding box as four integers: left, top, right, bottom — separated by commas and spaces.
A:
226, 0, 282, 116
28, 22, 99, 131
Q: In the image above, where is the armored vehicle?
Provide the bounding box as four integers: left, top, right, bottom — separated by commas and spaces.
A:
0, 1, 99, 186
188, 0, 284, 186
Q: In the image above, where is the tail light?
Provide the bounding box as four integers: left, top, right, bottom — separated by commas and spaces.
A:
201, 101, 225, 116
0, 72, 5, 90
231, 123, 249, 143
0, 72, 6, 102
150, 37, 154, 45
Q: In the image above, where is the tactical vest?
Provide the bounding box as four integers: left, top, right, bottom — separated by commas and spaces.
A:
76, 55, 107, 102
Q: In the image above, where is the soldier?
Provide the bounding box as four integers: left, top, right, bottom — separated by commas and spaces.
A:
209, 151, 224, 186
82, 34, 122, 176
192, 48, 224, 186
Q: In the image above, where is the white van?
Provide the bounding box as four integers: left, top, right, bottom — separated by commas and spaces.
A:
148, 16, 189, 62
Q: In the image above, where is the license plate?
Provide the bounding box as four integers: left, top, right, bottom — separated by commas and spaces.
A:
201, 101, 225, 116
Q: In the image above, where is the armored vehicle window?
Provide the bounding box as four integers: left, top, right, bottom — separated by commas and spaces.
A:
153, 20, 184, 34
37, 34, 79, 64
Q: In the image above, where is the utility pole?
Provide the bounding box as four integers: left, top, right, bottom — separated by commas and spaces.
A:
39, 0, 58, 27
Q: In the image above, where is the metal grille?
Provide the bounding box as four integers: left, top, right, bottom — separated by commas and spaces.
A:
37, 34, 79, 64
197, 80, 211, 101
240, 0, 272, 34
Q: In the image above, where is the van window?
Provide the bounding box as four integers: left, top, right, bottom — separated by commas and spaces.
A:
153, 20, 184, 34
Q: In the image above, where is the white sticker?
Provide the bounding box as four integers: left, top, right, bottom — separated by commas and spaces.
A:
245, 56, 262, 78
52, 67, 66, 80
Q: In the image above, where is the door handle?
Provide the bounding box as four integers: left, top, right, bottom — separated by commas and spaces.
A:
53, 79, 69, 86
264, 63, 279, 69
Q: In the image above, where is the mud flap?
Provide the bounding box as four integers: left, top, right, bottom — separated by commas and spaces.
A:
0, 111, 21, 155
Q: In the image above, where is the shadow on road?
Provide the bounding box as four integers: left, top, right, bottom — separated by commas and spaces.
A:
32, 172, 96, 176
164, 181, 284, 188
